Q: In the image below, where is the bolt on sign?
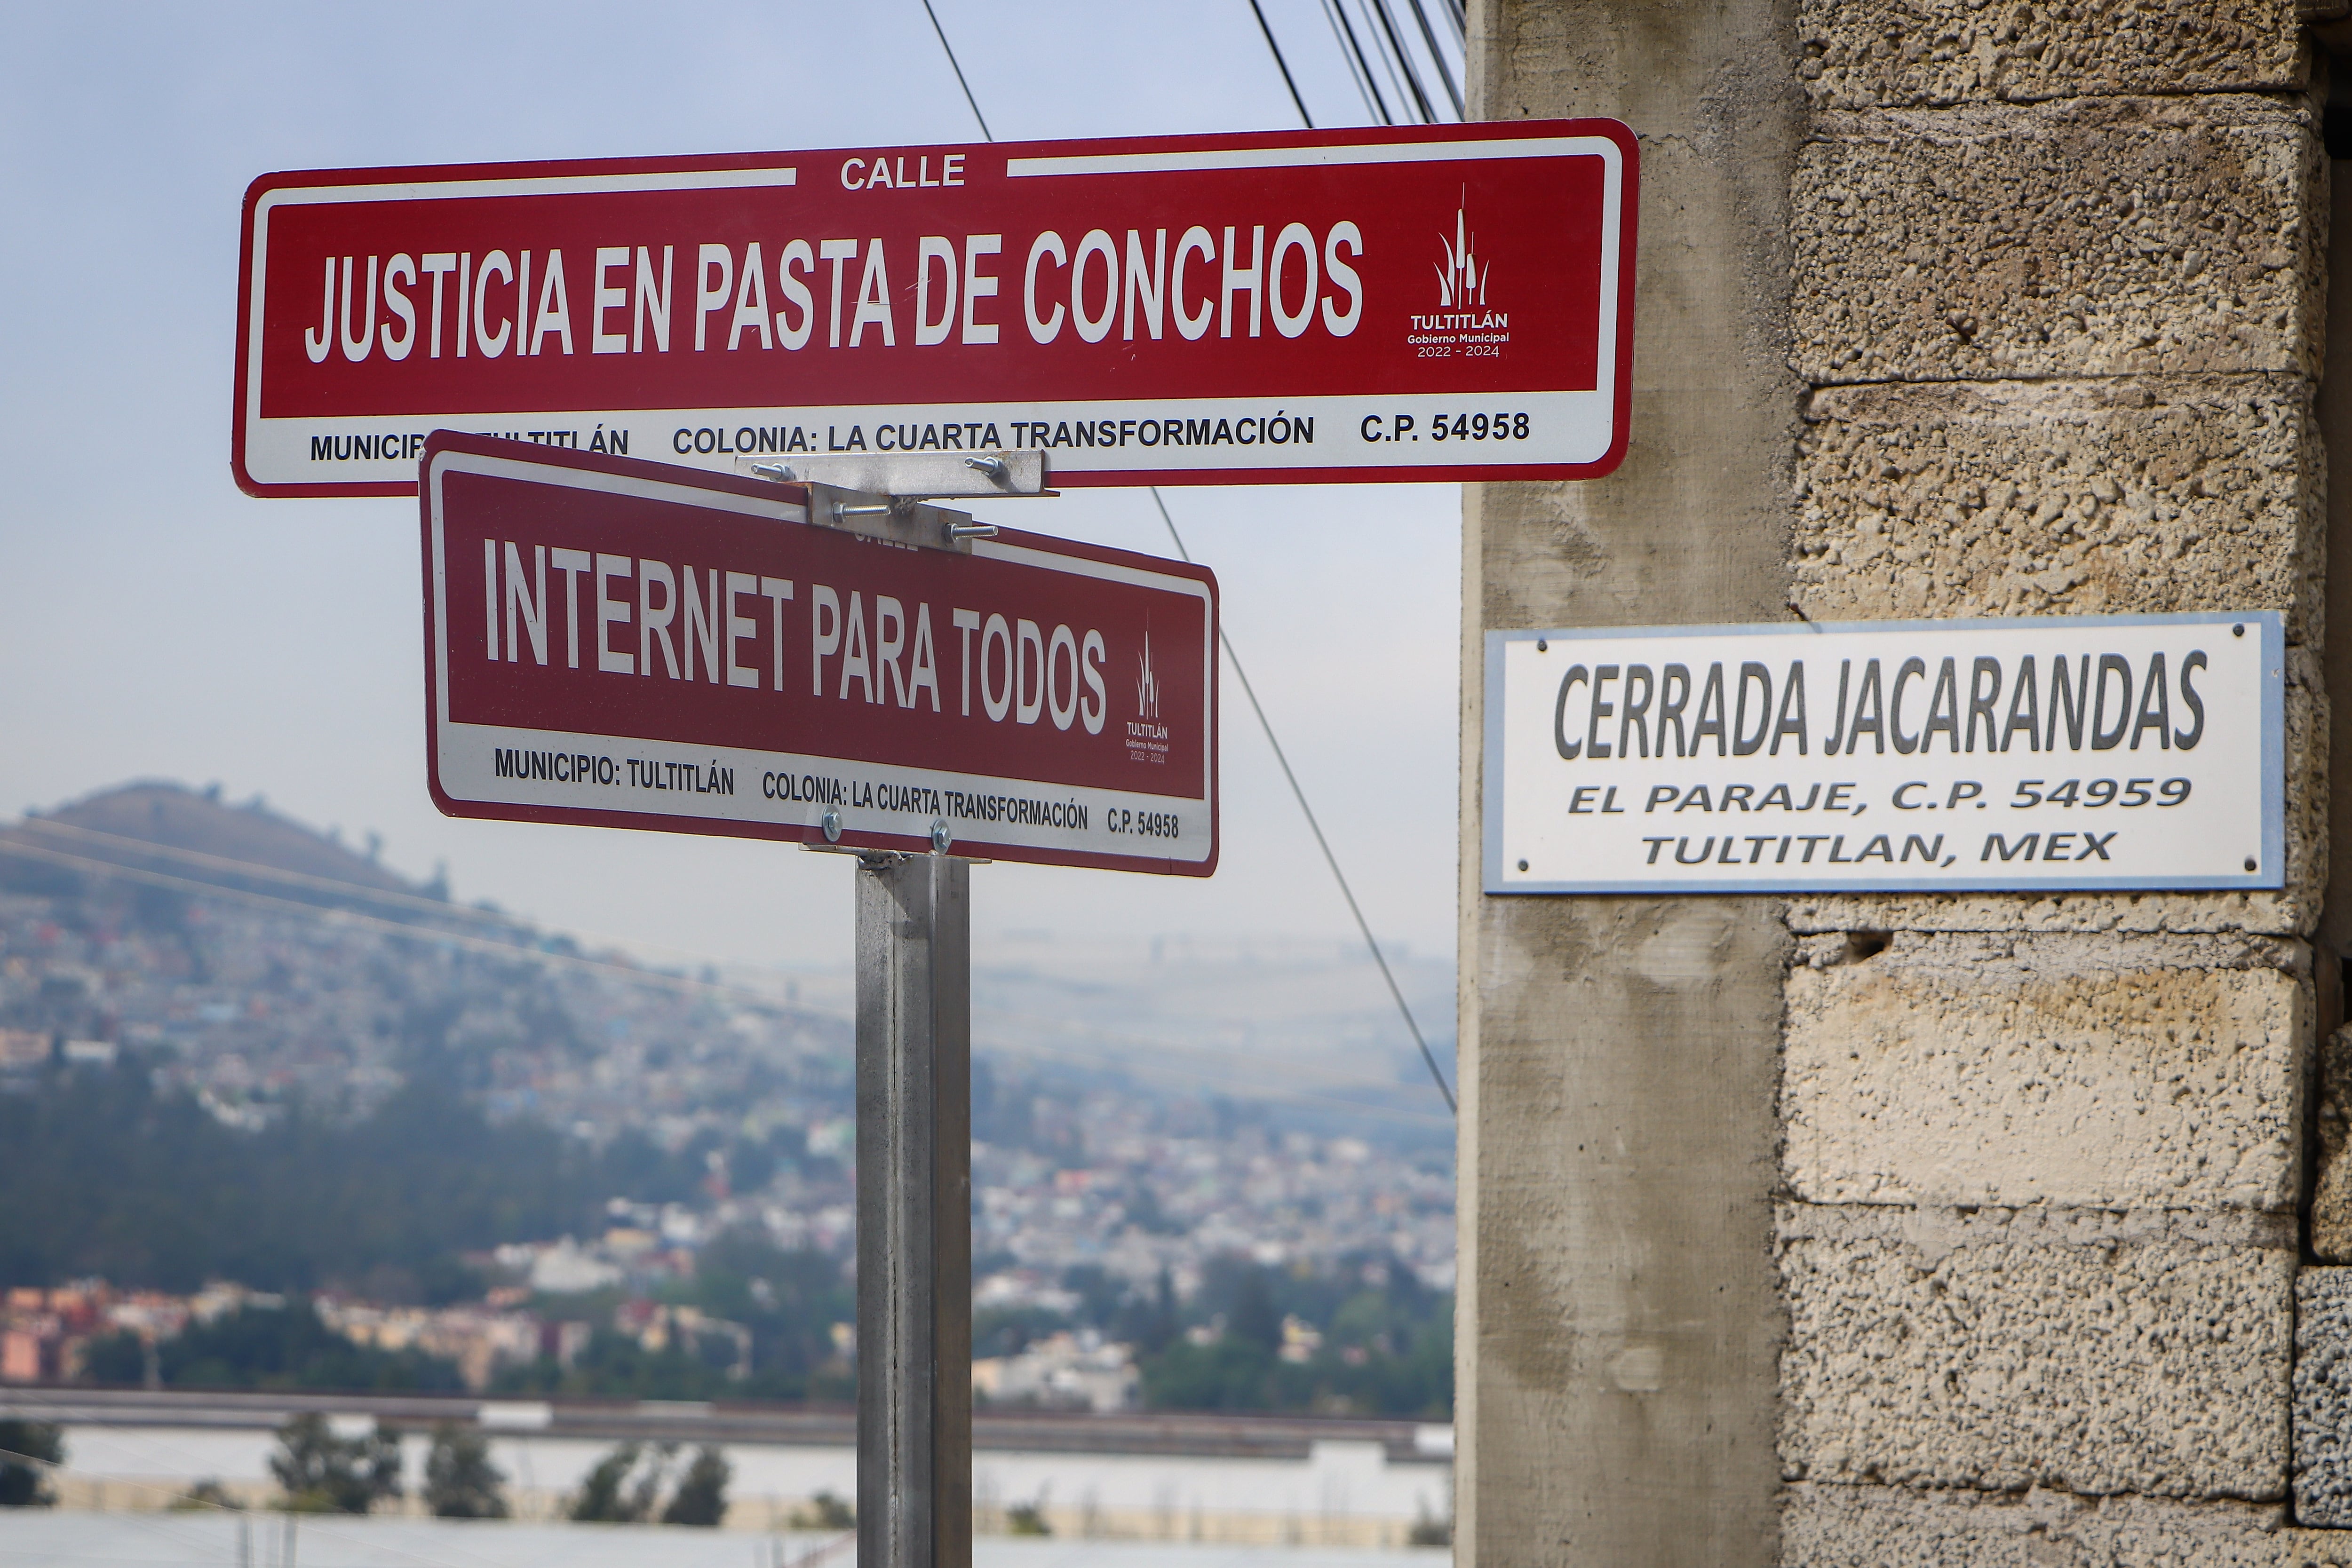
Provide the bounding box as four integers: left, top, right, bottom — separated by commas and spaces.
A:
1483, 613, 2282, 894
237, 121, 1637, 497
421, 433, 1217, 874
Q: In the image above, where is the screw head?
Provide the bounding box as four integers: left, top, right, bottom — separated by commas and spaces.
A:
2233, 624, 2245, 637
821, 807, 842, 844
930, 818, 954, 855
1517, 858, 1530, 872
2245, 856, 2258, 872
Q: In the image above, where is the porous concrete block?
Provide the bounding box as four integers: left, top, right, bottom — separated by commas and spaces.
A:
1794, 96, 2323, 385
1779, 1203, 2294, 1498
1785, 1484, 2332, 1568
1787, 647, 2325, 936
2316, 1030, 2352, 1260
1785, 932, 2308, 1212
1794, 376, 2321, 643
1797, 0, 2305, 111
2297, 1269, 2352, 1525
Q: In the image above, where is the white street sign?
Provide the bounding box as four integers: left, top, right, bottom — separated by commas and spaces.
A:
1483, 613, 2282, 894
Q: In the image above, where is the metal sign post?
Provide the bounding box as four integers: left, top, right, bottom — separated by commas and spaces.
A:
855, 851, 971, 1568
413, 436, 1209, 1568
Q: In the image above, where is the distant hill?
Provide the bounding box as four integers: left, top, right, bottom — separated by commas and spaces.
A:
27, 781, 417, 891
0, 781, 448, 922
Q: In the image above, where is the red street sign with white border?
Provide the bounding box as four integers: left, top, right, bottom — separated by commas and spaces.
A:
421, 432, 1217, 874
243, 121, 1637, 498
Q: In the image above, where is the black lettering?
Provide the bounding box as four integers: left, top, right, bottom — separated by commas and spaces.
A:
1889, 657, 1926, 755
1771, 660, 1808, 755
2090, 654, 2132, 750
1553, 666, 1588, 759
2050, 655, 2090, 750
2003, 656, 2041, 752
1658, 664, 1692, 758
1732, 662, 1772, 757
1691, 663, 1728, 757
2175, 650, 2208, 749
1618, 665, 1655, 759
2131, 652, 2170, 750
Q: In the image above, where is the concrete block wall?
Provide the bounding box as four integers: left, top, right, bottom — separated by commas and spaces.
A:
1462, 0, 2348, 1562
1778, 0, 2331, 1555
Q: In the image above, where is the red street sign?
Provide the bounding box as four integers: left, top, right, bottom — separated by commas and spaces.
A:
242, 121, 1637, 498
420, 433, 1217, 874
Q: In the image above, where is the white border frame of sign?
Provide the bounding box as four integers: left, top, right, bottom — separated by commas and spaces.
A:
1480, 610, 2285, 895
419, 434, 1220, 876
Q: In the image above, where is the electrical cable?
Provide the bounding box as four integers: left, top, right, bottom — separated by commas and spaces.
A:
1323, 0, 1394, 123
0, 827, 1441, 1114
14, 817, 532, 932
1246, 0, 1316, 129
978, 1002, 1451, 1104
1004, 1034, 1452, 1128
919, 0, 992, 140
1366, 0, 1437, 123
909, 7, 1456, 1116
1351, 0, 1414, 122
0, 837, 797, 1015
1403, 0, 1464, 118
8, 816, 831, 990
1147, 490, 1457, 1115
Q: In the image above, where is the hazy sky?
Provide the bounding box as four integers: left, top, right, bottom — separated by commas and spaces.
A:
0, 2, 1464, 974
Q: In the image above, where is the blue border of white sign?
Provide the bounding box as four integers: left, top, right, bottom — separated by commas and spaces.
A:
1482, 610, 2284, 895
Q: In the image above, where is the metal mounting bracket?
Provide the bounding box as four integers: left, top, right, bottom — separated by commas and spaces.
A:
739, 449, 1049, 499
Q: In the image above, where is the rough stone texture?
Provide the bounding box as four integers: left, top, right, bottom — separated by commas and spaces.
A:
1785, 1484, 2341, 1567
1793, 96, 2324, 386
1794, 376, 2322, 645
1784, 932, 2309, 1212
1788, 645, 2326, 935
2298, 1270, 2352, 1526
2321, 158, 2352, 1026
1778, 1202, 2295, 1498
2313, 1029, 2352, 1261
1461, 0, 1804, 1563
1796, 0, 2305, 111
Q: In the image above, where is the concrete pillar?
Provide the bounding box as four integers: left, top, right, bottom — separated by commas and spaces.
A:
1463, 0, 2334, 1562
1775, 8, 2324, 1557
1458, 3, 1804, 1565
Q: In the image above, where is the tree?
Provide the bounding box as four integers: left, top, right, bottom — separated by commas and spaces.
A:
0, 1420, 61, 1507
85, 1300, 463, 1394
268, 1413, 401, 1513
568, 1441, 676, 1523
790, 1490, 855, 1530
422, 1424, 507, 1519
568, 1442, 643, 1523
660, 1447, 730, 1528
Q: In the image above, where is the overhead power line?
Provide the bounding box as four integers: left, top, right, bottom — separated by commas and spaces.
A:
1248, 0, 1316, 128
1324, 0, 1394, 123
920, 0, 992, 140
1404, 0, 1465, 117
1149, 491, 1456, 1116
1367, 0, 1437, 122
912, 8, 1457, 1117
0, 835, 793, 1014
0, 827, 1444, 1116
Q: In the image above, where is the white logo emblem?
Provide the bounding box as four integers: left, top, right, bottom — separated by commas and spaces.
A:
1437, 201, 1487, 309
1136, 629, 1162, 720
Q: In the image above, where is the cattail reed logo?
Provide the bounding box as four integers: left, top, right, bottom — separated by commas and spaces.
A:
1136, 629, 1162, 721
1411, 198, 1509, 335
